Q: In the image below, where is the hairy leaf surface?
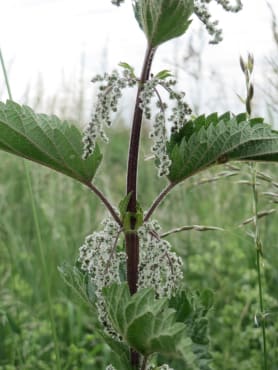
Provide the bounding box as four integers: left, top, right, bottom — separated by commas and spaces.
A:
0, 100, 102, 184
167, 113, 278, 183
102, 284, 189, 357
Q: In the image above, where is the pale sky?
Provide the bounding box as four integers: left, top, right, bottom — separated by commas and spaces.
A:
0, 0, 278, 121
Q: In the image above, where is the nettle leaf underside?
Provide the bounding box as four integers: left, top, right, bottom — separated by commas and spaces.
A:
136, 0, 194, 47
0, 100, 102, 185
102, 284, 192, 358
167, 113, 278, 184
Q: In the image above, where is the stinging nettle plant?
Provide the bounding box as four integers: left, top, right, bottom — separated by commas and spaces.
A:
1, 0, 278, 369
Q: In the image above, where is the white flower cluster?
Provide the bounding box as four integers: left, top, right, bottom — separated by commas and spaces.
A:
82, 69, 137, 159
78, 217, 183, 336
138, 219, 183, 298
78, 217, 124, 337
139, 76, 191, 177
194, 0, 243, 44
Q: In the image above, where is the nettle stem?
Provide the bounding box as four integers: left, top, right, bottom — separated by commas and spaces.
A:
126, 44, 155, 293
125, 45, 155, 368
127, 45, 156, 210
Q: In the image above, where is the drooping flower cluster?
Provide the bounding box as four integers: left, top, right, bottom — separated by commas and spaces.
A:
78, 217, 124, 337
137, 219, 183, 298
82, 68, 137, 159
161, 82, 192, 133
139, 75, 191, 177
139, 78, 170, 177
78, 217, 183, 336
194, 0, 243, 44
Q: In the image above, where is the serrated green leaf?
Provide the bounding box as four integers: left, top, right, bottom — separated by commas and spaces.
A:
102, 284, 186, 357
0, 100, 102, 185
99, 332, 132, 370
126, 310, 184, 356
169, 290, 192, 323
176, 336, 198, 368
167, 290, 213, 370
135, 0, 194, 47
103, 284, 130, 335
58, 264, 96, 309
167, 113, 278, 183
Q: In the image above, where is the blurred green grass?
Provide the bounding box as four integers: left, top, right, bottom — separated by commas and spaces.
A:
0, 124, 278, 369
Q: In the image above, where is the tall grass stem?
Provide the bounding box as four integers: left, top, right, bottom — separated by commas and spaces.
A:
0, 48, 62, 370
240, 54, 268, 369
251, 163, 268, 370
0, 49, 12, 99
